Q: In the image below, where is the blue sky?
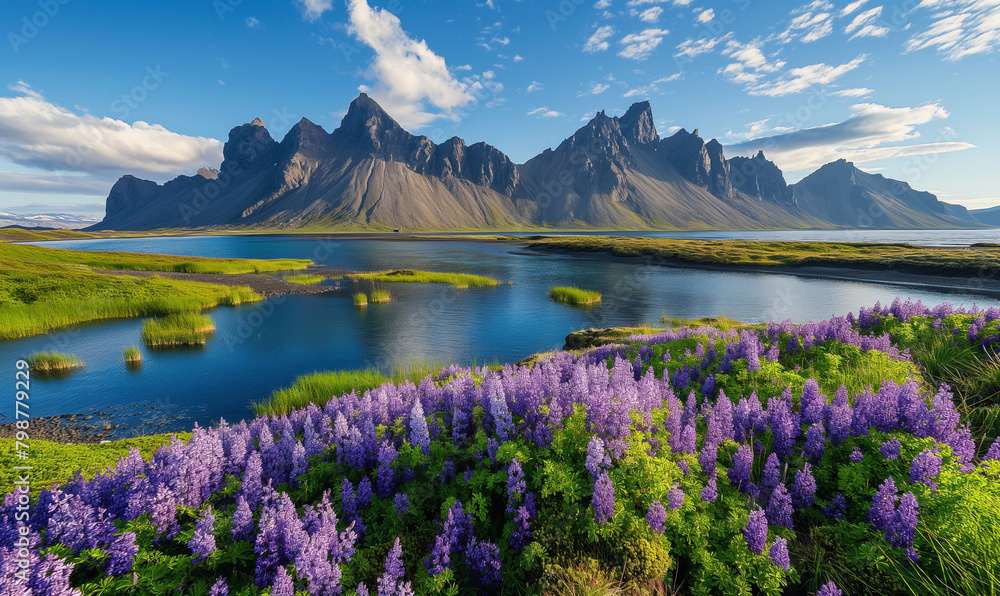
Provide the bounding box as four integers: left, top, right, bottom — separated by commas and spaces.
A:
0, 0, 997, 217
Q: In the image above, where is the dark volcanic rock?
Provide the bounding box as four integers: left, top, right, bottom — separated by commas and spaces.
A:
221, 118, 280, 174
729, 151, 794, 205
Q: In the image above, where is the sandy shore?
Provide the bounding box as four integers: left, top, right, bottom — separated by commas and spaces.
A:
93, 269, 337, 297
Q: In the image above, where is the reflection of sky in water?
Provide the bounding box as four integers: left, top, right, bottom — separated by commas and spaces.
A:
6, 234, 998, 433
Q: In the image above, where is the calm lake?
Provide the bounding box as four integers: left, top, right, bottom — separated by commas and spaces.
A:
6, 232, 1000, 433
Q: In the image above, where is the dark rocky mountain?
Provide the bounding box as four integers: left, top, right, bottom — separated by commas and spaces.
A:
790, 159, 976, 228
90, 95, 977, 231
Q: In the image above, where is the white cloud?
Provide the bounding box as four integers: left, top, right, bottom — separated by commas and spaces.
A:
748, 54, 867, 96
513, 54, 525, 62
527, 81, 543, 93
840, 0, 868, 16
0, 83, 223, 181
727, 102, 972, 171
654, 72, 681, 83
595, 0, 612, 7
584, 25, 616, 52
776, 1, 835, 43
696, 9, 715, 23
639, 6, 664, 22
618, 28, 670, 59
831, 87, 874, 97
0, 172, 112, 195
674, 33, 731, 58
346, 0, 476, 129
723, 39, 785, 72
295, 0, 333, 21
245, 16, 260, 28
906, 0, 1000, 60
492, 36, 510, 46
528, 107, 564, 118
455, 64, 473, 71
590, 83, 610, 94
844, 6, 889, 38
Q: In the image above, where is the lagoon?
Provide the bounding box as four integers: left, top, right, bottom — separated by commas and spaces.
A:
5, 233, 997, 433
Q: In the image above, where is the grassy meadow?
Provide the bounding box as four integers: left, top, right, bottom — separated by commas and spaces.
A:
526, 235, 1000, 276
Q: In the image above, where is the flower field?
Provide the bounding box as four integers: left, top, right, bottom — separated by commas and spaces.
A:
3, 299, 1000, 595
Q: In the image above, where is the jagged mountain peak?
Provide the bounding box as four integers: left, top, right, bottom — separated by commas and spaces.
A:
222, 118, 280, 173
250, 117, 265, 127
619, 100, 658, 145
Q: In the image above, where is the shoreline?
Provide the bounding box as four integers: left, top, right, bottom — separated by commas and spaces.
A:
519, 244, 1000, 300
92, 269, 338, 297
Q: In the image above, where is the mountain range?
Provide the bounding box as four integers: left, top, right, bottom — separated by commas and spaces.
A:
89, 94, 978, 231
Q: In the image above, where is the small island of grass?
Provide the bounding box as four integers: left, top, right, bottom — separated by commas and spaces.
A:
369, 289, 392, 303
284, 274, 325, 285
123, 345, 143, 365
26, 351, 84, 373
353, 292, 368, 308
550, 286, 602, 306
141, 313, 215, 347
349, 269, 499, 289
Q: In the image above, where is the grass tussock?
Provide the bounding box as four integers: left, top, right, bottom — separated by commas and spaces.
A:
353, 292, 368, 307
551, 286, 602, 306
527, 235, 1000, 277
369, 289, 392, 303
124, 345, 142, 365
141, 313, 215, 347
349, 269, 499, 288
26, 351, 83, 373
284, 274, 325, 285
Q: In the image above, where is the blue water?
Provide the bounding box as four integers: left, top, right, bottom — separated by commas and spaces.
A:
4, 234, 997, 433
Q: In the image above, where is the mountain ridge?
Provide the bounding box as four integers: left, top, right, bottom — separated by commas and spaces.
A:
89, 95, 978, 231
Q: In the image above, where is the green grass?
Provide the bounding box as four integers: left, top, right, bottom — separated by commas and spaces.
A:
349, 269, 500, 288
0, 242, 297, 340
26, 351, 83, 373
254, 360, 452, 417
0, 433, 188, 498
124, 345, 142, 364
353, 292, 368, 307
550, 286, 602, 306
0, 242, 311, 274
284, 274, 325, 285
141, 313, 215, 347
370, 289, 392, 303
526, 235, 1000, 276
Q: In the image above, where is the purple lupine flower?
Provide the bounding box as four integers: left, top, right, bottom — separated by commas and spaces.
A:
467, 539, 502, 588
232, 495, 254, 541
357, 477, 373, 509
106, 531, 138, 576
510, 502, 534, 551
769, 536, 790, 570
887, 491, 919, 558
271, 566, 294, 596
439, 459, 456, 485
761, 453, 783, 494
426, 500, 474, 576
593, 471, 615, 524
817, 581, 843, 596
744, 508, 768, 555
357, 583, 370, 596
729, 444, 754, 491
409, 398, 430, 455
824, 492, 846, 521
377, 537, 412, 596
869, 476, 899, 532
507, 458, 526, 507
769, 395, 799, 458
791, 463, 817, 510
766, 482, 794, 529
881, 438, 902, 460
910, 449, 942, 491
394, 493, 410, 516
701, 476, 718, 502
209, 577, 229, 596
849, 448, 864, 463
646, 500, 667, 533
803, 423, 826, 463
677, 460, 690, 475
986, 437, 1000, 461
698, 442, 718, 477
376, 442, 399, 498
800, 379, 825, 426
667, 485, 685, 511
240, 451, 264, 509
189, 506, 216, 562
486, 375, 513, 442
585, 435, 609, 481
